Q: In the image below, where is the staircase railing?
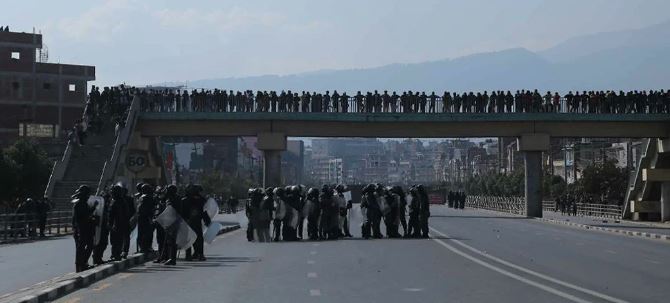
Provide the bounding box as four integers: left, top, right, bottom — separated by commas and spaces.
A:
96, 95, 141, 194
623, 138, 653, 219
44, 99, 93, 198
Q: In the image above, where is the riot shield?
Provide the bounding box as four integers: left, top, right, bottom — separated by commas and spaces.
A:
203, 222, 223, 244
156, 206, 197, 250
88, 196, 105, 245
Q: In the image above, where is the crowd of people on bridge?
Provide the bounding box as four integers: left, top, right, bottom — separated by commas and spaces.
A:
135, 87, 670, 114
245, 183, 431, 242
70, 182, 213, 272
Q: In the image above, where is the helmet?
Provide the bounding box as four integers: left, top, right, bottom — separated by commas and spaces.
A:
141, 184, 154, 194
135, 183, 144, 192
72, 185, 91, 198
165, 185, 178, 196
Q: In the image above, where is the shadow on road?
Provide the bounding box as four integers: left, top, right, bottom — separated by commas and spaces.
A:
432, 215, 530, 220
126, 256, 260, 274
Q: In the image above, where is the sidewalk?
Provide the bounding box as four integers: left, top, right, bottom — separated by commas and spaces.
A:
541, 211, 670, 237
0, 213, 242, 297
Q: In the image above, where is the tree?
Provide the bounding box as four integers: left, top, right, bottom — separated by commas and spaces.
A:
0, 139, 52, 209
577, 160, 627, 204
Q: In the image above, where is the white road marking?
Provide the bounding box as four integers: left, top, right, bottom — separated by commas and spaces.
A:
307, 272, 318, 278
645, 259, 660, 264
310, 251, 317, 255
402, 288, 424, 292
309, 289, 321, 296
576, 242, 585, 246
605, 250, 617, 254
312, 243, 320, 247
430, 227, 629, 303
307, 260, 316, 265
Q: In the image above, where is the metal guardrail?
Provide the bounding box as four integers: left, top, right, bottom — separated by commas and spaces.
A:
1, 210, 73, 243
466, 196, 622, 219
466, 196, 526, 215
542, 201, 622, 219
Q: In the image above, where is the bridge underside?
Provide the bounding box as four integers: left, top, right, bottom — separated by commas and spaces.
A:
130, 112, 670, 219
137, 113, 670, 138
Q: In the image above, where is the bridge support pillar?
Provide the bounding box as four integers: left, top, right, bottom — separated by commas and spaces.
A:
257, 133, 287, 188
518, 134, 550, 218
662, 182, 670, 222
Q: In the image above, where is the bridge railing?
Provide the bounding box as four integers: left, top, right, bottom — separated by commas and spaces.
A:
139, 94, 642, 115
0, 210, 73, 243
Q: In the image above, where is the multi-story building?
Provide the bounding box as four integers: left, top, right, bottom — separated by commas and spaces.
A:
0, 29, 95, 152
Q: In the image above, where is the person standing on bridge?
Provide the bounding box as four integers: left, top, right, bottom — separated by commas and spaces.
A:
72, 185, 97, 272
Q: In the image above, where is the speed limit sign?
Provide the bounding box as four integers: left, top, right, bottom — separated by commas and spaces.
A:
126, 150, 148, 173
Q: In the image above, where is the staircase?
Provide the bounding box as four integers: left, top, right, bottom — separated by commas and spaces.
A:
624, 139, 670, 221
45, 96, 141, 210
49, 126, 117, 209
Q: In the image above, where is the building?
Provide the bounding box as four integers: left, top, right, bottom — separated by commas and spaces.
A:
0, 28, 95, 152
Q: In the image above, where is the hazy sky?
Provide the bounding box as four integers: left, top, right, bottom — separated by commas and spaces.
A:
5, 0, 670, 87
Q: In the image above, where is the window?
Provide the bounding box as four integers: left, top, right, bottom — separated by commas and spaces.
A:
43, 83, 51, 90
11, 52, 20, 60
68, 84, 76, 92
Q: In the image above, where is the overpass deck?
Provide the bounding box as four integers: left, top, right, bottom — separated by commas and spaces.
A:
137, 112, 670, 138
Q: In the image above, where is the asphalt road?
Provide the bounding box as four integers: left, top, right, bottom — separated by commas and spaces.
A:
52, 206, 670, 303
0, 215, 238, 297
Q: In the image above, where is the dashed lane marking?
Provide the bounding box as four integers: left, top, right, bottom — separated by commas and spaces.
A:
307, 272, 318, 278
307, 260, 316, 265
312, 243, 320, 246
402, 288, 424, 292
605, 250, 617, 255
310, 251, 317, 255
92, 283, 112, 292
645, 259, 661, 264
430, 227, 629, 303
309, 289, 321, 296
62, 298, 81, 303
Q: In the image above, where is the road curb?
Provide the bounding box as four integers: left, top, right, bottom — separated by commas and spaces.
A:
6, 224, 240, 303
465, 208, 670, 243
535, 217, 670, 242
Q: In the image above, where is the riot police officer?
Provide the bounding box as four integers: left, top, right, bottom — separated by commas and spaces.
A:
417, 185, 430, 238
162, 184, 182, 265
137, 184, 156, 254
109, 183, 130, 261
72, 185, 96, 272
182, 185, 210, 261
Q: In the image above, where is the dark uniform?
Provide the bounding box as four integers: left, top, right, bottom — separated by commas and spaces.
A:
162, 185, 182, 265
361, 184, 383, 239
71, 185, 96, 272
417, 185, 430, 238
109, 184, 130, 261
92, 192, 111, 265
137, 184, 156, 254
183, 185, 210, 261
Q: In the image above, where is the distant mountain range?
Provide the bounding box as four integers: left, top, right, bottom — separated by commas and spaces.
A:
173, 20, 670, 92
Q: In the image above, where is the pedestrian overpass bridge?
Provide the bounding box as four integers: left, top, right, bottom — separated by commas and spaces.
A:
137, 112, 670, 138
46, 97, 670, 221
